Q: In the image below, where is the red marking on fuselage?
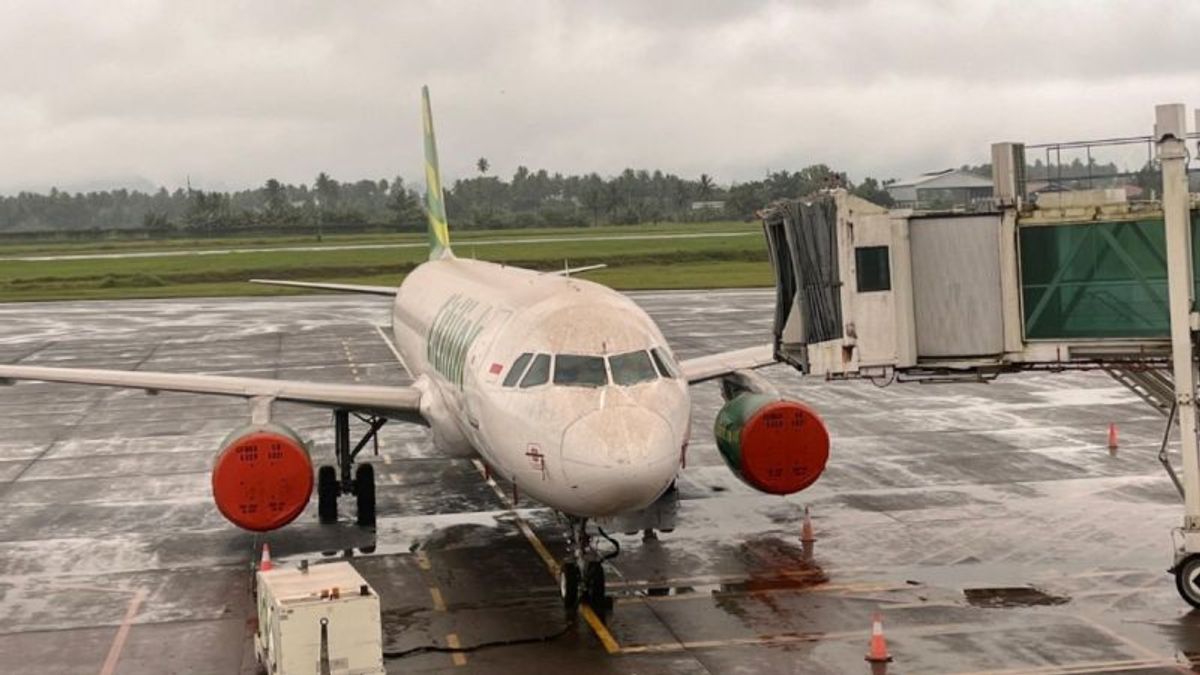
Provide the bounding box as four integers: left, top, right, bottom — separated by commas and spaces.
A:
526, 444, 547, 479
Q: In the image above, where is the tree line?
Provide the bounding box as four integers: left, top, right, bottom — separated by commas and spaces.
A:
0, 163, 898, 238
0, 175, 426, 238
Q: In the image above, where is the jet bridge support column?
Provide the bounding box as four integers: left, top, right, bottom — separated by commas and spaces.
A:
1157, 103, 1200, 606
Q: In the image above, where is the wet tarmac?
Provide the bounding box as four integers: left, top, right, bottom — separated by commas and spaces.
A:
0, 289, 1197, 674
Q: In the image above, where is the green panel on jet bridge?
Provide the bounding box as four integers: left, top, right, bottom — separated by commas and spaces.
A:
1018, 211, 1200, 340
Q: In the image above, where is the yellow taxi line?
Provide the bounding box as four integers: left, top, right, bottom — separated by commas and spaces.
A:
470, 459, 620, 653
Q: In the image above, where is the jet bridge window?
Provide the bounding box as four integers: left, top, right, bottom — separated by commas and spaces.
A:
609, 350, 658, 386
855, 246, 891, 293
502, 353, 533, 387
553, 354, 608, 387
520, 353, 551, 388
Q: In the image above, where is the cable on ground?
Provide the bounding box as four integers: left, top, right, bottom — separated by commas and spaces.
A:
382, 620, 576, 660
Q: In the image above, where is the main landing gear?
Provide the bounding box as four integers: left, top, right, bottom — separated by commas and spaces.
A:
317, 410, 386, 527
558, 517, 618, 620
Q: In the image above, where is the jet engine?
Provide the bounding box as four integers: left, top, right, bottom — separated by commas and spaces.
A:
713, 370, 829, 495
211, 423, 314, 531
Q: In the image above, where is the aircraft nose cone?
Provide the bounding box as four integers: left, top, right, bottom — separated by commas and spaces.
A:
560, 406, 679, 516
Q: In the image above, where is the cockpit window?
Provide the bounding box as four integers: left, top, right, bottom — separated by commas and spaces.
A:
553, 354, 608, 387
502, 353, 533, 387
520, 353, 551, 388
609, 350, 658, 386
650, 347, 679, 379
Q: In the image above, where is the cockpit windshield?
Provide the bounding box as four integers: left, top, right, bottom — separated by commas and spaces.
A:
503, 352, 533, 387
650, 347, 679, 379
553, 354, 608, 387
501, 348, 671, 389
609, 349, 657, 386
520, 353, 551, 388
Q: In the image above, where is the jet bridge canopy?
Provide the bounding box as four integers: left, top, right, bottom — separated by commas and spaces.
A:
762, 197, 843, 373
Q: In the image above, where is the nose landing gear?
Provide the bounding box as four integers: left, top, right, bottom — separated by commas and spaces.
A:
559, 517, 618, 621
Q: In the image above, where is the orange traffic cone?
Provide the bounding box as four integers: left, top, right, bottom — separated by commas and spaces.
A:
801, 506, 816, 544
865, 612, 893, 664
260, 543, 273, 572
1107, 423, 1119, 453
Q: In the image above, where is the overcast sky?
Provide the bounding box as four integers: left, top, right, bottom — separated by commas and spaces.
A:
1, 0, 1196, 194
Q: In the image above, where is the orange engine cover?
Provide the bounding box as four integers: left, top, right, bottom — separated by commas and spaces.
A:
714, 394, 830, 495
211, 424, 314, 532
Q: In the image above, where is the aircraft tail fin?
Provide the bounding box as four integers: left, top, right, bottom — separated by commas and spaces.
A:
421, 86, 453, 260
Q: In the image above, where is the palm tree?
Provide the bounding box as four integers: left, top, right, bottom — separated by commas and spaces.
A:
477, 157, 490, 175
698, 173, 715, 200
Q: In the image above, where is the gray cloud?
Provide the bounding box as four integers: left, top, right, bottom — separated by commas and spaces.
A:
0, 0, 1196, 194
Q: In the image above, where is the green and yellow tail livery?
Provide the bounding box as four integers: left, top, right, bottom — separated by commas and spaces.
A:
421, 86, 453, 260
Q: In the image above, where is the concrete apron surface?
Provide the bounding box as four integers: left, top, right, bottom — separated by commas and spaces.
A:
0, 289, 1196, 674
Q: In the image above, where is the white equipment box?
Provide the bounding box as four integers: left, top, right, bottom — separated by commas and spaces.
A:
255, 561, 385, 675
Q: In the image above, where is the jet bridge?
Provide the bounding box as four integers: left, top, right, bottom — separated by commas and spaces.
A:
763, 103, 1200, 607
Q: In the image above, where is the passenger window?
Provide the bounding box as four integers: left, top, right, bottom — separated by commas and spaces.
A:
650, 347, 679, 378
520, 353, 551, 388
502, 353, 533, 387
553, 354, 608, 387
610, 350, 658, 386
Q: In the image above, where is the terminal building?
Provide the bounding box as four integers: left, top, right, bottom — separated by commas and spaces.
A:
885, 168, 995, 209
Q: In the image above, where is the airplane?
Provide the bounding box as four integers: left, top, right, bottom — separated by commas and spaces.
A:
0, 87, 831, 610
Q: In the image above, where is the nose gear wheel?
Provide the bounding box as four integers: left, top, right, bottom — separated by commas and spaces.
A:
559, 517, 618, 621
559, 562, 580, 609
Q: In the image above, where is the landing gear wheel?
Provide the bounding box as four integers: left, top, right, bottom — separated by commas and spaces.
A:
317, 465, 338, 524
1175, 553, 1200, 609
354, 464, 376, 527
562, 516, 615, 619
584, 560, 606, 605
560, 562, 580, 610
584, 560, 609, 622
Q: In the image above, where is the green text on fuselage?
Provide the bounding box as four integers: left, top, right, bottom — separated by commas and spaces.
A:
427, 294, 490, 389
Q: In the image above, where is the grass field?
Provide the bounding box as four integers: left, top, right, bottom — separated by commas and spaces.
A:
0, 221, 774, 302
0, 221, 753, 256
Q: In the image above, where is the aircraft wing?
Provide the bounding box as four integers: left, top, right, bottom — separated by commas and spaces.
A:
249, 279, 398, 296
0, 365, 423, 421
679, 344, 777, 384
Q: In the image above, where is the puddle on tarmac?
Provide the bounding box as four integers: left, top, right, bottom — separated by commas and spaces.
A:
623, 536, 829, 600
629, 569, 830, 599
963, 586, 1070, 608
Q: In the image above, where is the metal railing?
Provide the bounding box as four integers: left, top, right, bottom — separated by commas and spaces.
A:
1021, 133, 1200, 201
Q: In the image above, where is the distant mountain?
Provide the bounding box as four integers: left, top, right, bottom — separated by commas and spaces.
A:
52, 176, 162, 194
2, 176, 162, 196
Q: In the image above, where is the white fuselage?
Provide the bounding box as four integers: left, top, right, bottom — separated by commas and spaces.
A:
389, 258, 688, 518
